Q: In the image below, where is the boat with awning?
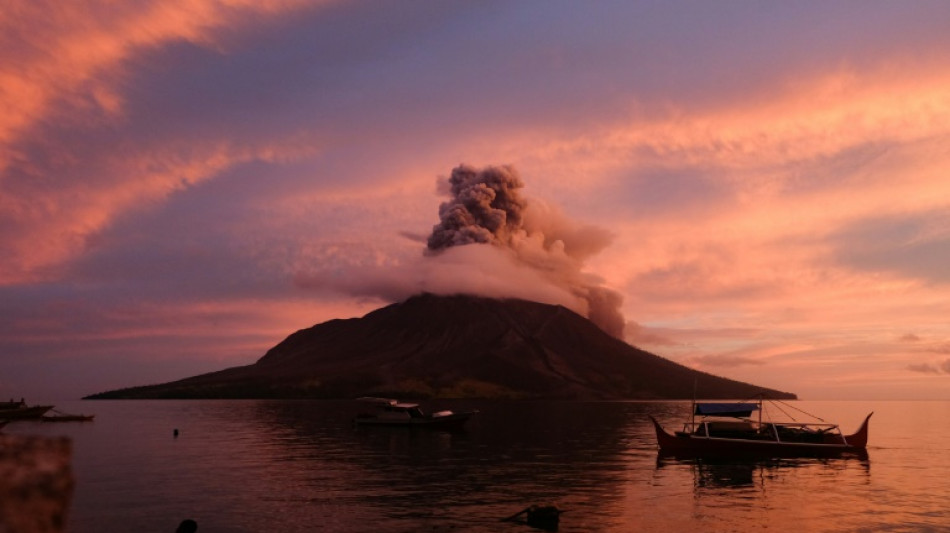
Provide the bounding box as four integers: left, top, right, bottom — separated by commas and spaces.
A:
649, 398, 872, 457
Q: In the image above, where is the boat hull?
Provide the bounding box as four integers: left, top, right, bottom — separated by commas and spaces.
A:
0, 405, 54, 420
649, 413, 872, 458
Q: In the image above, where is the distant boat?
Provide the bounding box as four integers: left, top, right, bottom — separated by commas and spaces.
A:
0, 400, 54, 420
353, 397, 478, 428
650, 398, 872, 457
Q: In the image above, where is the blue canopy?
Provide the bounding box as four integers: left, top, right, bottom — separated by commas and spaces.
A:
694, 403, 758, 417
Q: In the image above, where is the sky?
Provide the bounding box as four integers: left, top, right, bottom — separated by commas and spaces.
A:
3, 1, 950, 401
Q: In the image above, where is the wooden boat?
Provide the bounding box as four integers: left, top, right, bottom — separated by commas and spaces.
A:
353, 397, 478, 428
0, 402, 54, 420
650, 399, 872, 458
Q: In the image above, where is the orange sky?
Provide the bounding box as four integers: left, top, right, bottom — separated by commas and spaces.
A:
2, 1, 950, 400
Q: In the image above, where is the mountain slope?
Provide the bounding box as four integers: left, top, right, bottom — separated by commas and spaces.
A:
86, 293, 795, 400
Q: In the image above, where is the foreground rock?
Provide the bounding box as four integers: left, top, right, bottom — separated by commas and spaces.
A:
87, 293, 795, 400
0, 435, 73, 533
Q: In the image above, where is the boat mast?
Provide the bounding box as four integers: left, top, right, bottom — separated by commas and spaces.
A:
690, 378, 697, 432
757, 393, 763, 428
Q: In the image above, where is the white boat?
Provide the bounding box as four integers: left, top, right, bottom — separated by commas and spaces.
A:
353, 397, 478, 428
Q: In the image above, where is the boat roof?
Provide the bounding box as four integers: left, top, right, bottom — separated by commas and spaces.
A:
694, 402, 759, 417
356, 397, 420, 409
357, 396, 397, 404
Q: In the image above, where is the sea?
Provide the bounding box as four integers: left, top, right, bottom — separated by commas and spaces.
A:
4, 399, 949, 532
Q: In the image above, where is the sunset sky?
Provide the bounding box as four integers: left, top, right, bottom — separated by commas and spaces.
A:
3, 1, 950, 401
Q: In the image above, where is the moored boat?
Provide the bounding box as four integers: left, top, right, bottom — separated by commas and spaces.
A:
650, 398, 872, 458
0, 401, 54, 420
353, 397, 478, 428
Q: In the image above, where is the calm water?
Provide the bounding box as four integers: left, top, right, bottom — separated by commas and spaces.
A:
5, 400, 949, 532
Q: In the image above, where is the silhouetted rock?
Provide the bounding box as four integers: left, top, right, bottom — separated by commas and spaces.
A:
0, 435, 73, 533
86, 294, 795, 400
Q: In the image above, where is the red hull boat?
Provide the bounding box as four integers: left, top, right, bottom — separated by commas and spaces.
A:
650, 400, 872, 458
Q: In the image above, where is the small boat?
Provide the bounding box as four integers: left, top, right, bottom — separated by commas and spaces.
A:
353, 397, 478, 428
0, 400, 54, 420
650, 398, 872, 458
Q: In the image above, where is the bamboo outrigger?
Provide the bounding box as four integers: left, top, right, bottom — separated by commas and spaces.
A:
40, 411, 95, 422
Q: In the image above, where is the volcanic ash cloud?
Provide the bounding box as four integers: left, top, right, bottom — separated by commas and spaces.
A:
424, 164, 625, 338
295, 164, 626, 339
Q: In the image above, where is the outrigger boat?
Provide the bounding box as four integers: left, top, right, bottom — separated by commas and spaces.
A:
353, 397, 478, 429
650, 398, 872, 457
0, 400, 54, 421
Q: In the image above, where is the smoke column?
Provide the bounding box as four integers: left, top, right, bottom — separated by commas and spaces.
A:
426, 164, 626, 338
427, 165, 527, 250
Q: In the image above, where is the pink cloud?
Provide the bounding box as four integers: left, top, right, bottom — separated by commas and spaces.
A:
4, 2, 950, 402
1, 138, 317, 285
688, 354, 767, 368
0, 1, 338, 287
907, 361, 950, 376
926, 344, 950, 355
0, 1, 319, 160
906, 364, 940, 375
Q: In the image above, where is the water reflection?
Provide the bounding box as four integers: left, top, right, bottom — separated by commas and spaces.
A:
232, 400, 667, 531
29, 399, 939, 532
656, 453, 871, 490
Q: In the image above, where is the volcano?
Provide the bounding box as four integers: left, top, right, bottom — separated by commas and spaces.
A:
86, 293, 795, 400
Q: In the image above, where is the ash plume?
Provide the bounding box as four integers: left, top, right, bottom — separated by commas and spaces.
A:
295, 164, 627, 339
427, 165, 527, 250
424, 164, 626, 338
